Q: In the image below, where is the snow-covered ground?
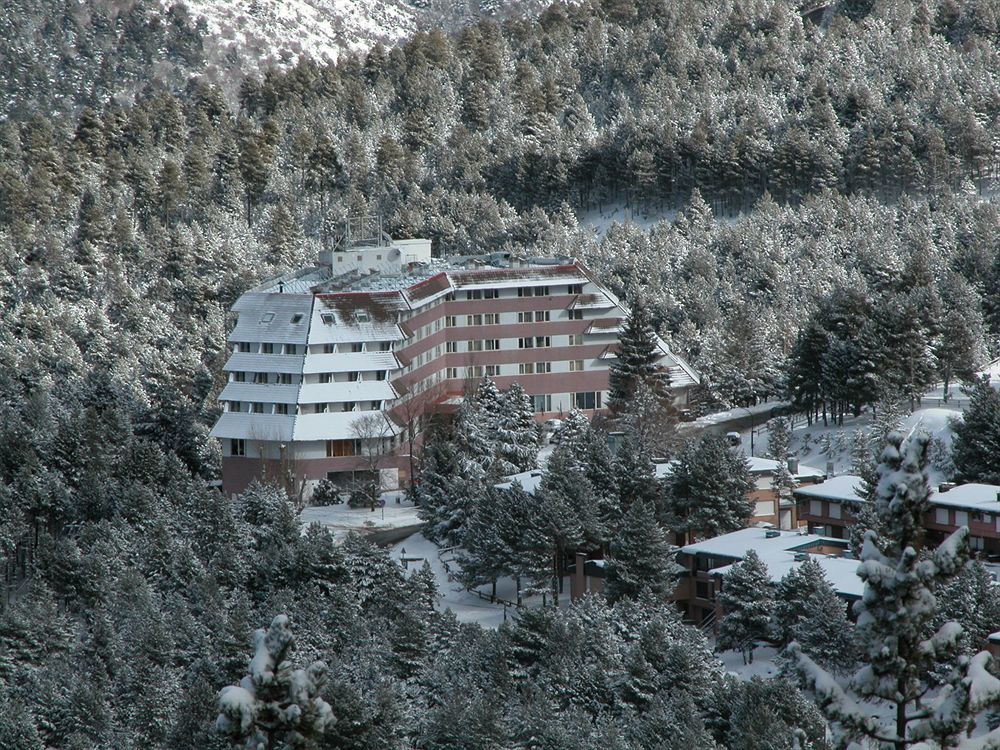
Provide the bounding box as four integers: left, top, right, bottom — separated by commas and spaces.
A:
576, 203, 679, 239
388, 532, 571, 628
299, 491, 421, 542
738, 404, 961, 484
715, 644, 782, 681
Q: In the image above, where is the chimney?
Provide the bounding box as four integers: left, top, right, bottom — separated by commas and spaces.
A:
938, 483, 955, 493
826, 460, 835, 478
787, 456, 799, 475
278, 281, 284, 293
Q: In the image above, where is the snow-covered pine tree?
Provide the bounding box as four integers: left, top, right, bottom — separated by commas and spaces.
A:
791, 432, 1000, 749
616, 377, 679, 458
793, 580, 858, 676
216, 615, 335, 749
662, 434, 754, 544
951, 376, 1000, 485
553, 408, 590, 459
604, 500, 679, 604
772, 557, 832, 646
415, 439, 476, 546
494, 382, 540, 475
766, 415, 792, 462
717, 549, 774, 665
608, 299, 670, 413
539, 444, 605, 547
614, 431, 660, 515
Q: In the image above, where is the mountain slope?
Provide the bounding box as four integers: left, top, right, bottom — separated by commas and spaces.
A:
165, 0, 573, 70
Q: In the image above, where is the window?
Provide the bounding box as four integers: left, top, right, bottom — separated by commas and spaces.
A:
260, 312, 275, 324
238, 342, 251, 353
348, 372, 360, 382
351, 342, 363, 353
319, 373, 332, 384
231, 439, 246, 456
485, 365, 500, 376
291, 314, 304, 324
536, 336, 551, 348
445, 316, 456, 327
251, 402, 264, 413
279, 373, 292, 385
519, 338, 534, 349
468, 340, 484, 352
261, 342, 273, 354
517, 286, 550, 297
466, 290, 483, 300
275, 403, 288, 415
355, 310, 370, 323
233, 371, 246, 382
484, 288, 499, 299
229, 401, 242, 412
447, 367, 458, 379
532, 394, 551, 412
323, 343, 334, 354
379, 341, 391, 351
484, 313, 500, 325
535, 362, 551, 373
568, 309, 583, 320
446, 341, 458, 353
466, 314, 483, 326
485, 339, 500, 350
337, 256, 343, 263
574, 391, 602, 410
569, 360, 584, 372
321, 313, 335, 325
519, 363, 535, 375
518, 311, 534, 323
568, 283, 584, 294
342, 402, 356, 412
695, 581, 713, 601
569, 334, 584, 346
285, 344, 301, 355
326, 439, 358, 457
376, 370, 387, 381
466, 366, 485, 378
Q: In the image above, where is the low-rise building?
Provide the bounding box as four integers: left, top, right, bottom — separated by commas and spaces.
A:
795, 476, 1000, 557
745, 456, 825, 530
675, 527, 859, 628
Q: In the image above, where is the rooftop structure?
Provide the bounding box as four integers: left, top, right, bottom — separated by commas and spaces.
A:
795, 475, 1000, 556
211, 229, 699, 499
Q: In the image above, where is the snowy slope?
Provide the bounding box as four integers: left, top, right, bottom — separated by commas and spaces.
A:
167, 0, 575, 70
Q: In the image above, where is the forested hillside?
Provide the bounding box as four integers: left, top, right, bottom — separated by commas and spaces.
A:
2, 0, 1000, 746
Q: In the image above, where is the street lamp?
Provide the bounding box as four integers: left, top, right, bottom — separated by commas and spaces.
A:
739, 407, 755, 456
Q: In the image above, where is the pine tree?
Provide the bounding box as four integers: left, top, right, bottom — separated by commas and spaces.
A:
772, 557, 831, 646
951, 377, 1000, 485
791, 432, 1000, 749
608, 300, 670, 413
604, 500, 678, 604
494, 382, 540, 475
662, 434, 753, 544
766, 416, 792, 462
794, 581, 858, 676
717, 549, 774, 665
216, 615, 335, 749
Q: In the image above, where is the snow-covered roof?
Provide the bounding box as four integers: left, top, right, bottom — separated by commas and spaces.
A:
931, 483, 1000, 513
793, 475, 865, 504
746, 456, 825, 480
793, 476, 1000, 515
494, 469, 545, 495
209, 410, 400, 442
681, 527, 861, 598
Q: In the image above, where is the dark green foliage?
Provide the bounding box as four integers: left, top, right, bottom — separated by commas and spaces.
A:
952, 377, 1000, 485
662, 435, 754, 543
604, 500, 678, 605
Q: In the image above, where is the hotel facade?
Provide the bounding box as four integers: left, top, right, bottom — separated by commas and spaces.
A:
210, 226, 699, 498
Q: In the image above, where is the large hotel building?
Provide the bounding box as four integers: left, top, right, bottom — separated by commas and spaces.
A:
210, 222, 699, 498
